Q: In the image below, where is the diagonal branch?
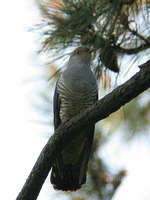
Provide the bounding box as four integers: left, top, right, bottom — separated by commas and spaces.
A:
16, 60, 150, 200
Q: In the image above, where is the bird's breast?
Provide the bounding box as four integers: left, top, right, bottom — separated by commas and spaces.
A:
57, 76, 97, 122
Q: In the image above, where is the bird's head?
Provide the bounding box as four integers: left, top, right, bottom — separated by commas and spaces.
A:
70, 47, 92, 64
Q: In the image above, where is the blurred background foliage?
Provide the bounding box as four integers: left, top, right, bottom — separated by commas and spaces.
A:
32, 0, 150, 199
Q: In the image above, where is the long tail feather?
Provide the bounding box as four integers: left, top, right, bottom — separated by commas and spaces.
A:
50, 126, 95, 191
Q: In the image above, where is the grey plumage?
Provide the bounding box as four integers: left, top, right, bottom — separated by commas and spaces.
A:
51, 47, 98, 191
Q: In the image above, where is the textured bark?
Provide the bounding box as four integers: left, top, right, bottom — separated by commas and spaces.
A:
16, 60, 150, 200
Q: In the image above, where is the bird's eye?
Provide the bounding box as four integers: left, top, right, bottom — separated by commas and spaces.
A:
75, 49, 80, 54
84, 48, 90, 53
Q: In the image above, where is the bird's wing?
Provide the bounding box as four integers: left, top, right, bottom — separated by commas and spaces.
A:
78, 90, 98, 183
53, 80, 61, 130
78, 125, 95, 184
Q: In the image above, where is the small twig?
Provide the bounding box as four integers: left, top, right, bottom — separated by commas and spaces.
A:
127, 26, 150, 44
114, 43, 150, 54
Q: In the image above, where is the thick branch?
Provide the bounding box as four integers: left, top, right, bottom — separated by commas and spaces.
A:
16, 60, 150, 200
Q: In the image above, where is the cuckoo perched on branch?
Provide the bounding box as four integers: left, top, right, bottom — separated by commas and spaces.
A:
51, 47, 98, 191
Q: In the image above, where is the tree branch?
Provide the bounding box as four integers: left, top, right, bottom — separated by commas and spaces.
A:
127, 26, 150, 44
115, 43, 150, 54
16, 60, 150, 200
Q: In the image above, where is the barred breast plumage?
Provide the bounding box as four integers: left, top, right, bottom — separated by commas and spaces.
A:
57, 74, 97, 122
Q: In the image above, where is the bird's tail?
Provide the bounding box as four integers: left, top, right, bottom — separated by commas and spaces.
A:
50, 162, 86, 191
50, 126, 95, 191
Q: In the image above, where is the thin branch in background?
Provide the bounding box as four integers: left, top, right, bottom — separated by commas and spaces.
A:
114, 42, 150, 54
128, 26, 150, 44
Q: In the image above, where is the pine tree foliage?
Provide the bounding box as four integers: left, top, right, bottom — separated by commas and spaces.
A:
37, 0, 150, 74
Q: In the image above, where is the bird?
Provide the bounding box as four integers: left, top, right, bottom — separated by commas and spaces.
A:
50, 46, 98, 191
